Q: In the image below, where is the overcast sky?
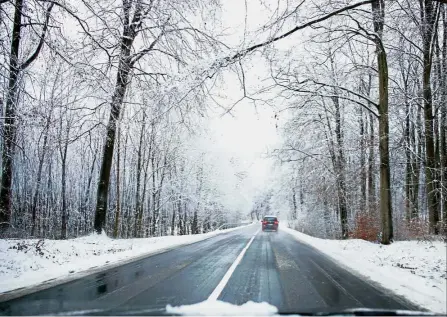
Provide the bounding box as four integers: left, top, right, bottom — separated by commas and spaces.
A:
194, 0, 283, 213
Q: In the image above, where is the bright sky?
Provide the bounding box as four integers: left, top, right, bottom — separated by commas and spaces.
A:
209, 99, 278, 178
195, 0, 283, 212
195, 104, 279, 215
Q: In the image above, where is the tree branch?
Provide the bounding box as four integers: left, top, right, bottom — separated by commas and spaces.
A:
20, 3, 54, 70
309, 79, 379, 109
130, 30, 165, 66
275, 82, 380, 118
229, 0, 375, 62
37, 0, 112, 59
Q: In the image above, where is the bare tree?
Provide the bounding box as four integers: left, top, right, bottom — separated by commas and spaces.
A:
0, 0, 53, 232
419, 0, 441, 234
370, 0, 393, 244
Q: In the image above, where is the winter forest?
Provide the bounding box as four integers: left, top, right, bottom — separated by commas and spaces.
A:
0, 0, 446, 244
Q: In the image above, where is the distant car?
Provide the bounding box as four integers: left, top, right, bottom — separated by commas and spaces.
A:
261, 215, 279, 232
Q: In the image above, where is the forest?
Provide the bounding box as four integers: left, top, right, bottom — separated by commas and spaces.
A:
0, 0, 446, 244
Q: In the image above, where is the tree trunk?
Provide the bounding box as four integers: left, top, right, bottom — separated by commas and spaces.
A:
372, 0, 393, 244
178, 196, 184, 235
364, 72, 376, 217
120, 131, 129, 237
60, 113, 71, 240
421, 0, 440, 234
192, 166, 203, 235
0, 0, 23, 231
291, 186, 298, 220
138, 147, 151, 237
60, 142, 68, 239
44, 160, 53, 238
404, 81, 412, 222
80, 151, 96, 233
134, 117, 146, 237
441, 7, 447, 232
330, 55, 348, 238
183, 204, 188, 235
334, 95, 348, 238
171, 189, 176, 235
94, 32, 133, 234
31, 119, 50, 236
191, 211, 198, 234
359, 106, 367, 213
151, 155, 157, 235
323, 193, 331, 238
368, 112, 376, 214
156, 156, 166, 236
408, 105, 421, 220
113, 124, 121, 238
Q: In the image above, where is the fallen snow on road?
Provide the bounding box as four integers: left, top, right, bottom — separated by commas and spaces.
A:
282, 226, 447, 314
0, 225, 249, 294
166, 300, 278, 316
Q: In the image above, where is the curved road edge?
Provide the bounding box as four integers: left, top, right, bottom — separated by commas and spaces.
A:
280, 226, 437, 313
0, 224, 254, 303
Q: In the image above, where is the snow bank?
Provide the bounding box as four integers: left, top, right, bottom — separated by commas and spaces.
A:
282, 226, 447, 314
166, 300, 278, 316
0, 226, 249, 295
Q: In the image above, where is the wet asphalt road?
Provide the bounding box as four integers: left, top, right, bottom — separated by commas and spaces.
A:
0, 225, 418, 315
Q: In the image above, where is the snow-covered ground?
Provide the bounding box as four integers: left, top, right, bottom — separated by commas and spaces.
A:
282, 226, 447, 314
0, 225, 250, 295
167, 300, 278, 316
166, 300, 429, 316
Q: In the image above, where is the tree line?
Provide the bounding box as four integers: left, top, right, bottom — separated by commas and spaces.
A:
266, 0, 446, 242
1, 0, 445, 243
0, 0, 245, 238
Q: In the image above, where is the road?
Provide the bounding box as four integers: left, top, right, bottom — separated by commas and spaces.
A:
0, 225, 419, 315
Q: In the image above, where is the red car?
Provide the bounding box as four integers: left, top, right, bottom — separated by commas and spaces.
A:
261, 215, 279, 232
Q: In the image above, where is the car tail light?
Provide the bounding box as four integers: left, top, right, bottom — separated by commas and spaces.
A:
274, 220, 278, 224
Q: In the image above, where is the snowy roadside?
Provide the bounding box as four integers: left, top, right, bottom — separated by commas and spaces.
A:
282, 226, 447, 314
0, 224, 252, 296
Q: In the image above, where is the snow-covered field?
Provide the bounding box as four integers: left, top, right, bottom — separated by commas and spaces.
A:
282, 226, 447, 314
0, 225, 249, 295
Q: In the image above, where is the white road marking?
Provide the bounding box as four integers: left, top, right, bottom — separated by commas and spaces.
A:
208, 228, 260, 300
